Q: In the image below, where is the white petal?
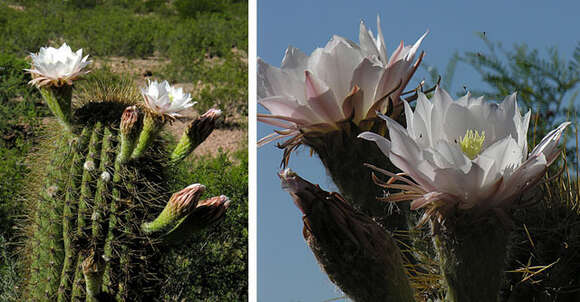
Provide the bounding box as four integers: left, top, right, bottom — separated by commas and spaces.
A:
479, 135, 523, 174
358, 20, 380, 60
257, 58, 305, 101
350, 58, 382, 121
492, 153, 548, 208
358, 131, 391, 156
308, 38, 363, 102
529, 122, 571, 165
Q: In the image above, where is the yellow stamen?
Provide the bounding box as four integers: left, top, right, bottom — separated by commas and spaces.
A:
460, 129, 485, 160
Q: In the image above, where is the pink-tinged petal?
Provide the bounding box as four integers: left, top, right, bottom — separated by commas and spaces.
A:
373, 59, 408, 111
403, 100, 415, 138
432, 161, 493, 209
304, 71, 344, 122
389, 153, 437, 191
308, 38, 363, 101
428, 140, 470, 171
281, 46, 308, 73
388, 41, 405, 65
259, 96, 322, 125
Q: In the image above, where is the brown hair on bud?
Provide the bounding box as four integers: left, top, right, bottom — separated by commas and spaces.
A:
120, 105, 139, 136
186, 108, 222, 143
168, 183, 206, 216
191, 195, 231, 227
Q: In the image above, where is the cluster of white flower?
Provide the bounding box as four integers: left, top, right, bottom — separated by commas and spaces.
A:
258, 17, 570, 214
27, 43, 195, 119
258, 17, 426, 144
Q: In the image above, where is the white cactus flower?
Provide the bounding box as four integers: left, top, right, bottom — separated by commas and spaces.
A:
25, 43, 91, 87
359, 87, 570, 214
141, 80, 196, 118
258, 16, 426, 145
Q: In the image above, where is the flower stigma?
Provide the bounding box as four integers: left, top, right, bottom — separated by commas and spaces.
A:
460, 129, 485, 159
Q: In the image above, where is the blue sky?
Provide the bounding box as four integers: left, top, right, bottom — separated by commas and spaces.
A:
257, 1, 579, 301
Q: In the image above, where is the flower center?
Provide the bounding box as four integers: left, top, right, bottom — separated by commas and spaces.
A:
169, 94, 174, 104
459, 129, 485, 160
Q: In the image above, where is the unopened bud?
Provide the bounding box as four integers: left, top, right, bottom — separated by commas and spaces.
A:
141, 183, 206, 235
186, 108, 222, 143
162, 194, 231, 244
168, 183, 206, 216
189, 195, 231, 229
170, 108, 222, 164
120, 105, 139, 136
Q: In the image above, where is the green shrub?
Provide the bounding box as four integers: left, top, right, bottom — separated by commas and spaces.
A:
0, 53, 41, 237
174, 0, 230, 17
162, 148, 248, 301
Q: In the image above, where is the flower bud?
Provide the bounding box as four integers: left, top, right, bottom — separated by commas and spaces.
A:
120, 105, 139, 137
167, 183, 206, 217
141, 183, 206, 235
190, 195, 231, 228
169, 108, 222, 164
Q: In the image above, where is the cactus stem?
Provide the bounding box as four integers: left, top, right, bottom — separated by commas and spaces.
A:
58, 127, 91, 302
91, 127, 114, 250
39, 85, 73, 133
77, 123, 103, 237
102, 160, 122, 295
131, 112, 163, 159
82, 252, 104, 302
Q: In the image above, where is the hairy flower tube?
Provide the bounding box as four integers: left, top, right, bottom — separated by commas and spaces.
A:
26, 43, 92, 132
258, 16, 426, 145
26, 42, 91, 88
360, 87, 570, 219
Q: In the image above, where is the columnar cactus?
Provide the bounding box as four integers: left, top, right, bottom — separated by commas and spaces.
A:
22, 44, 230, 301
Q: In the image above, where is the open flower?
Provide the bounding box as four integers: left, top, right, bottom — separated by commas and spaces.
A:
141, 80, 196, 119
359, 88, 570, 217
258, 17, 426, 145
26, 43, 91, 87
